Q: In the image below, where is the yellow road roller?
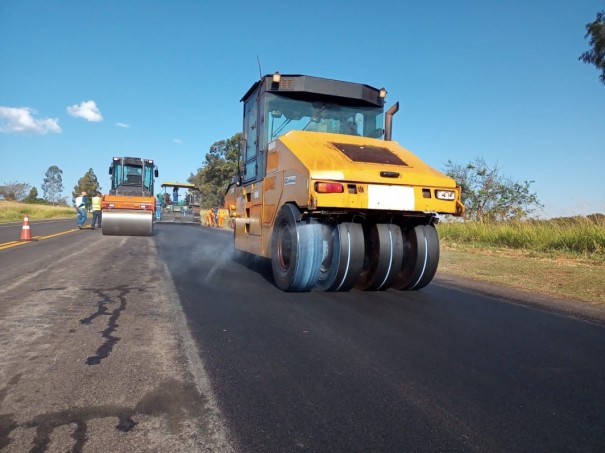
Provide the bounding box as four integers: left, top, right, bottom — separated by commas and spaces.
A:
227, 73, 465, 292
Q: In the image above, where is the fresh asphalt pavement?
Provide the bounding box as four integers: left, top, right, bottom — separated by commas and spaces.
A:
157, 224, 605, 452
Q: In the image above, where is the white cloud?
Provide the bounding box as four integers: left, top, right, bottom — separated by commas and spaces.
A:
115, 122, 130, 128
0, 106, 61, 134
67, 100, 103, 122
173, 139, 182, 144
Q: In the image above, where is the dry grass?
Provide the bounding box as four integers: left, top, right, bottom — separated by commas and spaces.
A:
438, 240, 605, 306
0, 201, 74, 223
438, 216, 605, 262
437, 217, 605, 305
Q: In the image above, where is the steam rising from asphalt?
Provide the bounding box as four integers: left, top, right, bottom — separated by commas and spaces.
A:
158, 227, 238, 286
202, 239, 235, 284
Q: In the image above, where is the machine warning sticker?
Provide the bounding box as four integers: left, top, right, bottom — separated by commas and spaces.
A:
284, 176, 297, 185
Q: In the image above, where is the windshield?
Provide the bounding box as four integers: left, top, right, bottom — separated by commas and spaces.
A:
123, 165, 143, 186
264, 93, 385, 143
113, 163, 154, 192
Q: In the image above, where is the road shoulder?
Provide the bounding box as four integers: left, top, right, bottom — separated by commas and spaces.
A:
435, 272, 605, 325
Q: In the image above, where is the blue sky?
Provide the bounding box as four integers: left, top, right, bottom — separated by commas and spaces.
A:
1, 0, 603, 218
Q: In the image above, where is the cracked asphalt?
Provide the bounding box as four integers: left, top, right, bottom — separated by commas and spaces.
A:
0, 226, 234, 452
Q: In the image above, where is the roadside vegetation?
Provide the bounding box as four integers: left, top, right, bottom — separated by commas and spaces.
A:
437, 215, 605, 305
0, 201, 74, 223
438, 215, 605, 263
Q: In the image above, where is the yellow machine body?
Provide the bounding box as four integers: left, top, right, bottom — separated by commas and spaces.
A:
232, 130, 463, 258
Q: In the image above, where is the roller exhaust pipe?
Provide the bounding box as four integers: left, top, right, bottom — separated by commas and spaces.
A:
384, 102, 399, 141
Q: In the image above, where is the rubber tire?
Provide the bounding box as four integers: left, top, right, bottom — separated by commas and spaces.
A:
316, 222, 365, 292
393, 224, 440, 290
271, 204, 322, 292
356, 223, 404, 291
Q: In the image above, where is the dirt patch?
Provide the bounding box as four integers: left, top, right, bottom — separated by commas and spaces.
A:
437, 246, 605, 322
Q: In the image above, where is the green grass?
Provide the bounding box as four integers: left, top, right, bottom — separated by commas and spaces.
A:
437, 216, 605, 262
0, 201, 74, 223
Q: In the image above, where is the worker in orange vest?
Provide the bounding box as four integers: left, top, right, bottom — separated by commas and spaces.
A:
206, 208, 215, 227
217, 208, 226, 228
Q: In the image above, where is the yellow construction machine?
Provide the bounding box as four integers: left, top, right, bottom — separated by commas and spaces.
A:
227, 73, 465, 292
159, 182, 201, 223
101, 156, 159, 236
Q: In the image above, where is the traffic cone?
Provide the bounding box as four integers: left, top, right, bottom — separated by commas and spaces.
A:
19, 213, 34, 241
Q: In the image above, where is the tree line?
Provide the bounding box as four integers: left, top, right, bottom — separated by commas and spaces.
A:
1, 165, 102, 209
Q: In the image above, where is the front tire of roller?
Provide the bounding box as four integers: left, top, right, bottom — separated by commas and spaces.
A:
271, 204, 322, 292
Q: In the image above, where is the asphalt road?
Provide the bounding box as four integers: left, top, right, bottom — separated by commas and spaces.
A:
1, 221, 604, 452
0, 221, 232, 452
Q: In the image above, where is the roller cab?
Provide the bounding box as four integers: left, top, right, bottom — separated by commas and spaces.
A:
230, 73, 465, 292
101, 157, 158, 236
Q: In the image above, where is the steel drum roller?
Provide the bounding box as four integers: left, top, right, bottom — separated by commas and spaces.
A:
101, 210, 153, 236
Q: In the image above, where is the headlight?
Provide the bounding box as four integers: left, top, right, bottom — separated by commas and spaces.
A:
435, 190, 456, 200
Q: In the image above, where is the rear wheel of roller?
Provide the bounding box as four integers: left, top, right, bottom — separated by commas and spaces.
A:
316, 222, 365, 292
392, 224, 440, 290
356, 223, 403, 291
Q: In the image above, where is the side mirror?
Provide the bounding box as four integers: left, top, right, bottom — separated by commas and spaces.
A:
154, 169, 159, 177
108, 166, 113, 175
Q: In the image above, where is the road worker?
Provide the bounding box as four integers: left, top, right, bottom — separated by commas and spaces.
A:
90, 191, 102, 230
155, 194, 162, 221
206, 208, 215, 227
74, 191, 87, 230
217, 208, 226, 228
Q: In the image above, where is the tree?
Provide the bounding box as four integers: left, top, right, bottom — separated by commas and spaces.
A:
24, 187, 40, 203
189, 132, 241, 208
72, 168, 102, 208
444, 158, 543, 222
579, 10, 605, 85
0, 181, 31, 201
42, 165, 63, 205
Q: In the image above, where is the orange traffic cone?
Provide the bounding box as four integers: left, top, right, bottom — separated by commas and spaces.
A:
19, 213, 34, 241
